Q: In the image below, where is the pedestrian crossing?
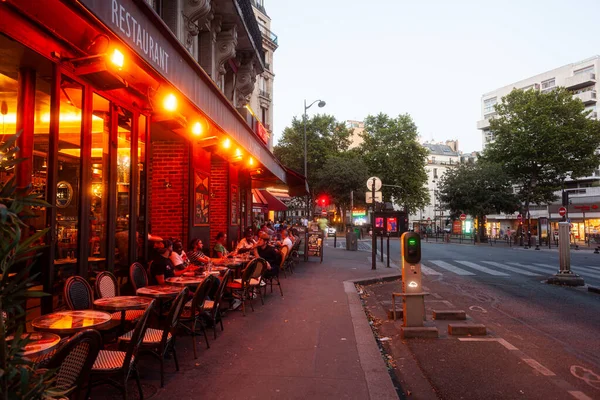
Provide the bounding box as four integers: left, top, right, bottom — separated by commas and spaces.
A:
419, 259, 600, 281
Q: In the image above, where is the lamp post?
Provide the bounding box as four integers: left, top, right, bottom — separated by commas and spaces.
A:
303, 99, 326, 221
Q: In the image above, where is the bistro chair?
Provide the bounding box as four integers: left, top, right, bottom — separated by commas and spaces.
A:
204, 269, 230, 339
234, 258, 267, 305
226, 260, 258, 316
64, 276, 94, 311
179, 276, 216, 359
88, 299, 155, 400
129, 262, 148, 292
291, 239, 302, 268
96, 271, 144, 325
118, 287, 188, 388
279, 245, 290, 278
262, 256, 284, 297
46, 329, 102, 400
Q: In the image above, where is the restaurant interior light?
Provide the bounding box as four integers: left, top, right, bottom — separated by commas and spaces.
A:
192, 122, 203, 136
110, 49, 124, 69
235, 148, 242, 158
163, 94, 177, 112
222, 138, 231, 149
248, 157, 254, 166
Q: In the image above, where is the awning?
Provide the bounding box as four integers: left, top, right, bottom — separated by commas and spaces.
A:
285, 167, 310, 197
252, 189, 268, 213
259, 189, 288, 212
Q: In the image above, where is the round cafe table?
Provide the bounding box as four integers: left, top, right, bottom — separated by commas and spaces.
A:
6, 332, 61, 357
166, 276, 206, 287
93, 296, 153, 330
136, 285, 182, 299
32, 310, 112, 335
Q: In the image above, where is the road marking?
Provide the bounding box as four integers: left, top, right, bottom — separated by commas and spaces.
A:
569, 391, 594, 400
535, 264, 600, 279
481, 261, 541, 276
506, 262, 553, 274
430, 260, 475, 275
469, 305, 487, 313
420, 264, 442, 275
522, 358, 555, 376
457, 337, 518, 350
454, 260, 509, 276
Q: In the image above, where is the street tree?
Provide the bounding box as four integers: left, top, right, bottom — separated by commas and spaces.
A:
315, 151, 369, 230
483, 88, 600, 234
274, 114, 351, 213
359, 113, 429, 214
438, 162, 518, 242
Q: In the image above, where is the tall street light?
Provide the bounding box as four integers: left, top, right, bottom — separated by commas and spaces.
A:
303, 99, 326, 221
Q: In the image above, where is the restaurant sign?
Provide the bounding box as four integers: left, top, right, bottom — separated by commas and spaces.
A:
255, 121, 269, 145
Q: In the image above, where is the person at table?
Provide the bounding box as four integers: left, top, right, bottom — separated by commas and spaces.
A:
187, 238, 211, 267
170, 239, 190, 270
235, 228, 256, 253
213, 232, 229, 258
252, 233, 280, 278
150, 240, 195, 285
277, 229, 293, 253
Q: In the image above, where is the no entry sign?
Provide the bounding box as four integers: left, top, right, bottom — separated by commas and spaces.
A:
460, 214, 467, 221
517, 214, 522, 221
558, 207, 567, 217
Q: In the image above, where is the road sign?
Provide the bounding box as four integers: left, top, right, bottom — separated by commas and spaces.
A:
366, 191, 382, 204
321, 210, 327, 216
366, 177, 382, 192
459, 213, 466, 221
517, 214, 522, 221
558, 207, 567, 217
427, 217, 431, 221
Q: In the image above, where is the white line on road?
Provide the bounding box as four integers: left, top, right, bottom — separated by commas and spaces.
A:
430, 260, 475, 275
569, 391, 594, 400
457, 337, 518, 350
420, 264, 442, 275
454, 260, 510, 276
535, 264, 600, 279
481, 261, 541, 276
506, 262, 554, 274
522, 358, 556, 376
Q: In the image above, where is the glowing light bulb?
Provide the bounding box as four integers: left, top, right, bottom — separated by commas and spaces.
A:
110, 49, 124, 69
249, 157, 254, 166
235, 148, 242, 157
222, 138, 231, 149
192, 122, 202, 136
163, 94, 177, 111
408, 281, 418, 288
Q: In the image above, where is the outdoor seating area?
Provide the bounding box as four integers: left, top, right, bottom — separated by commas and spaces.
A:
9, 229, 304, 399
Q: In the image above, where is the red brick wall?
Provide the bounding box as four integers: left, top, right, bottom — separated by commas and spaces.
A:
209, 154, 228, 255
150, 141, 190, 246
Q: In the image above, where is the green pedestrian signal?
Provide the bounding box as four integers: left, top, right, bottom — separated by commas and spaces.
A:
402, 232, 421, 264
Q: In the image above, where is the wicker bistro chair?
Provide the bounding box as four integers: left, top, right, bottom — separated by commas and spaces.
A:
226, 260, 258, 316
204, 269, 230, 339
290, 238, 302, 268
179, 276, 216, 359
234, 258, 267, 305
96, 271, 144, 326
279, 245, 290, 278
129, 262, 148, 292
262, 255, 284, 297
45, 329, 102, 400
118, 288, 188, 388
64, 276, 94, 311
88, 299, 155, 400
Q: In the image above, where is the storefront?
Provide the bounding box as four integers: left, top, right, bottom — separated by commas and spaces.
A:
548, 203, 600, 244
1, 0, 305, 313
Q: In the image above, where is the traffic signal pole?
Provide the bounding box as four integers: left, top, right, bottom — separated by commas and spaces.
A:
371, 177, 376, 270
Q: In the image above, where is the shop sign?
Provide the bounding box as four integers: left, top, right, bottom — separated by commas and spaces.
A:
255, 121, 269, 145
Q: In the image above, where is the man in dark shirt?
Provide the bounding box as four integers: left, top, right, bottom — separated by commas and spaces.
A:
253, 234, 280, 278
150, 239, 176, 285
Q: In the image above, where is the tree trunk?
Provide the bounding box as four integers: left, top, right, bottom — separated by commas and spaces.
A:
341, 206, 347, 232
478, 213, 487, 243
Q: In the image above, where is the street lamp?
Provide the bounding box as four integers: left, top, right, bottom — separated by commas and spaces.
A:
303, 99, 326, 220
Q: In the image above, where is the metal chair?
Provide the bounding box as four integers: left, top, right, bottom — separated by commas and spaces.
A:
118, 288, 188, 388
46, 329, 102, 400
96, 271, 144, 325
226, 260, 258, 316
88, 300, 155, 400
129, 262, 148, 292
262, 255, 284, 297
179, 276, 216, 359
279, 245, 290, 278
234, 258, 267, 305
204, 269, 230, 339
64, 276, 93, 310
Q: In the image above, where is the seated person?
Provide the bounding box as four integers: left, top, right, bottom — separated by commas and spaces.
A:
150, 239, 195, 285
187, 238, 210, 266
213, 232, 229, 258
252, 233, 280, 278
277, 229, 294, 253
235, 228, 256, 253
170, 239, 190, 270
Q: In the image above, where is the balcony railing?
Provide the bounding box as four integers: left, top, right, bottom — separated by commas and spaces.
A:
565, 72, 596, 90
574, 90, 597, 104
259, 90, 272, 100
477, 118, 491, 130
259, 25, 278, 45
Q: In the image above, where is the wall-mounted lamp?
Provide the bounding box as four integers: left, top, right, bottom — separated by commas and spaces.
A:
164, 179, 172, 189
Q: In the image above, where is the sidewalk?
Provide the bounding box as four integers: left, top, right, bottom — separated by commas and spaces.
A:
98, 247, 400, 399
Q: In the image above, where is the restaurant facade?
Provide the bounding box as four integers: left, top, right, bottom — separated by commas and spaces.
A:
0, 0, 306, 313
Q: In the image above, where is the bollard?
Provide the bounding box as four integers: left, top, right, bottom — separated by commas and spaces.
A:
380, 234, 384, 262
386, 234, 390, 268
334, 233, 337, 249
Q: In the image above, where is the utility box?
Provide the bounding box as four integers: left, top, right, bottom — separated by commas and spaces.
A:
346, 231, 358, 251
400, 232, 426, 327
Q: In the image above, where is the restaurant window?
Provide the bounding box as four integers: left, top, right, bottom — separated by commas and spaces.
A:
136, 114, 148, 263
90, 93, 111, 265
115, 108, 133, 270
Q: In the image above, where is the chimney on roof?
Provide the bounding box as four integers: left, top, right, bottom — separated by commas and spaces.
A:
445, 140, 458, 152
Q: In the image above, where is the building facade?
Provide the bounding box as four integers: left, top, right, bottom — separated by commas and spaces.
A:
477, 56, 600, 243
0, 0, 304, 313
347, 120, 365, 149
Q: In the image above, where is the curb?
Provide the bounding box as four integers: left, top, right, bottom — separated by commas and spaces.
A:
344, 280, 399, 400
588, 286, 600, 294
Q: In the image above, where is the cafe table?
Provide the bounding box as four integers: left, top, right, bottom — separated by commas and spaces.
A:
166, 276, 206, 288
136, 285, 182, 299
93, 296, 153, 330
32, 310, 112, 335
6, 332, 61, 357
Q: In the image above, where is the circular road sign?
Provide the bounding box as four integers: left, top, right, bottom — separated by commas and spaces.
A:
366, 177, 382, 192
459, 214, 467, 221
558, 207, 567, 217
517, 214, 523, 221
427, 217, 431, 221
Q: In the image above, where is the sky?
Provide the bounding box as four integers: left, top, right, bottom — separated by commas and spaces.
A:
265, 0, 600, 153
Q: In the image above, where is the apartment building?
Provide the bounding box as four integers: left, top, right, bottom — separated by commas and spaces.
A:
477, 56, 600, 242
347, 120, 365, 149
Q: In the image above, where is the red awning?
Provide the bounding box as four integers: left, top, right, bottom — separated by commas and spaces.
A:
285, 167, 310, 197
259, 189, 288, 212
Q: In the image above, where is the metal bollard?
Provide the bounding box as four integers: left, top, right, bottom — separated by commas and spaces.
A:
386, 234, 390, 268
380, 234, 384, 262
334, 234, 337, 249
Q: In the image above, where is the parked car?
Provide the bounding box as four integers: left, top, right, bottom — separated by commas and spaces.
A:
326, 226, 336, 237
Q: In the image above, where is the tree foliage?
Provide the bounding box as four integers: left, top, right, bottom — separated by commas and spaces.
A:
359, 113, 429, 213
482, 88, 600, 213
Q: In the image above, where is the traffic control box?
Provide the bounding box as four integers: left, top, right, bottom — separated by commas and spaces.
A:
400, 232, 425, 327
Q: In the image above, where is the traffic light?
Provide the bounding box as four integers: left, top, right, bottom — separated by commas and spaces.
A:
317, 195, 329, 207
402, 232, 421, 264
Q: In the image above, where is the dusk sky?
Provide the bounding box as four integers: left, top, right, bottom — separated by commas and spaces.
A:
266, 0, 600, 152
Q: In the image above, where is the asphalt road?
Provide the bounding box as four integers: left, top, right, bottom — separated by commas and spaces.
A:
329, 237, 600, 400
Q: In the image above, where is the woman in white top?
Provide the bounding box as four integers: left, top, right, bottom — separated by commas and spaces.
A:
236, 228, 256, 253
